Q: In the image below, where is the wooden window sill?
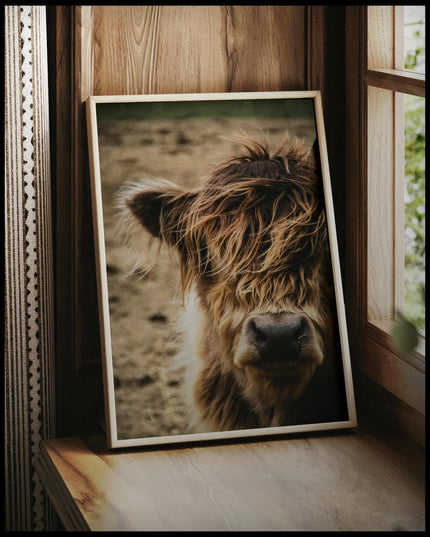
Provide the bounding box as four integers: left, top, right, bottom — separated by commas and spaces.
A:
35, 428, 425, 531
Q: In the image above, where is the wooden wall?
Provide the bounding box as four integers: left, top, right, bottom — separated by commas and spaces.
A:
48, 5, 335, 436
88, 6, 307, 94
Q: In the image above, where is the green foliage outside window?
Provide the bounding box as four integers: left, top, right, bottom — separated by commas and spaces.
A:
391, 8, 425, 352
404, 95, 425, 332
403, 7, 425, 333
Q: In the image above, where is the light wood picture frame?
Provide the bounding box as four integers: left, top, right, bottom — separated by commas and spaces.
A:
86, 91, 357, 449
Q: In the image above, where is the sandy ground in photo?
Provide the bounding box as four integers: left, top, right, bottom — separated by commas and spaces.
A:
98, 115, 315, 440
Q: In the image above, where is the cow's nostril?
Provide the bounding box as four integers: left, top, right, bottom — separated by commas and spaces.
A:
249, 319, 267, 345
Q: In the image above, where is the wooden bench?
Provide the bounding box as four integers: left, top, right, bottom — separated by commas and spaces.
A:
35, 428, 425, 531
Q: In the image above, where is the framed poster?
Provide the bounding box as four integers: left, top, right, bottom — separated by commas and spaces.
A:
86, 91, 357, 448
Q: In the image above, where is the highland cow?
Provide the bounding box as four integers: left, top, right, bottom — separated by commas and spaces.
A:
123, 137, 346, 433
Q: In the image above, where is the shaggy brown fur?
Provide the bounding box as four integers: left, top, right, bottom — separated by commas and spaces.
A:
124, 137, 346, 432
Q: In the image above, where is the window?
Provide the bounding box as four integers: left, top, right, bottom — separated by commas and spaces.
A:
345, 6, 425, 414
367, 6, 425, 345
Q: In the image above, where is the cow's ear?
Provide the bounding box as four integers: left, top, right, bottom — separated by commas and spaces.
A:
124, 179, 190, 245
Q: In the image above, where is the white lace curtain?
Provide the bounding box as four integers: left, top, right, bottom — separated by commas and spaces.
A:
4, 5, 55, 531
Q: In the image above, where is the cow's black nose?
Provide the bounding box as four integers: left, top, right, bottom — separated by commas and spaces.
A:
247, 313, 309, 363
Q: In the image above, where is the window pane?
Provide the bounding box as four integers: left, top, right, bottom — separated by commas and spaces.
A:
404, 6, 425, 74
404, 94, 425, 331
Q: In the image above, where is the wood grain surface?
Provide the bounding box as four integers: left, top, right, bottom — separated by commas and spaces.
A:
86, 6, 306, 96
36, 432, 425, 531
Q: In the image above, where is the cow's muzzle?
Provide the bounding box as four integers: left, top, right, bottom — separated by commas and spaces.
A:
234, 312, 324, 374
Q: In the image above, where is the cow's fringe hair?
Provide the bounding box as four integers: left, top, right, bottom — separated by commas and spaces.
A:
162, 136, 327, 310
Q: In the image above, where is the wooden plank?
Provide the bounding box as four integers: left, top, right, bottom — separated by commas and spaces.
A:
352, 369, 425, 451
72, 6, 102, 372
367, 85, 395, 322
34, 444, 90, 531
37, 434, 425, 531
307, 6, 326, 99
367, 6, 394, 71
344, 6, 368, 331
47, 6, 76, 436
88, 5, 306, 96
353, 324, 425, 414
364, 69, 426, 97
